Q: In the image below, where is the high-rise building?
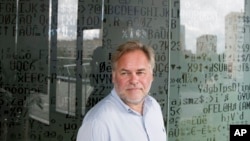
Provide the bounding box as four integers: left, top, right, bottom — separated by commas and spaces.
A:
246, 0, 250, 16
180, 25, 186, 51
225, 12, 245, 80
225, 12, 244, 54
196, 34, 217, 55
243, 0, 250, 81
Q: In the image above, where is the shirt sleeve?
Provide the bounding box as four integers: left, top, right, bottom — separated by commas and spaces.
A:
76, 119, 109, 141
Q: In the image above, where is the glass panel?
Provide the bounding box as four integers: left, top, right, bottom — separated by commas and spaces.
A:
1, 0, 250, 141
102, 0, 169, 123
0, 0, 50, 140
81, 29, 102, 114
168, 0, 250, 141
56, 0, 78, 115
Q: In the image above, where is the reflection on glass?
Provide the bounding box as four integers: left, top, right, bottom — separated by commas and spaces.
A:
168, 0, 249, 141
80, 29, 103, 115
56, 0, 78, 114
181, 0, 244, 53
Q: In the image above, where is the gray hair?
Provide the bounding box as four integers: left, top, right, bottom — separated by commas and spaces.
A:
111, 40, 155, 71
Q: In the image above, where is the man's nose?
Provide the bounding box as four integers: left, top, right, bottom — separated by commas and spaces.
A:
129, 73, 139, 84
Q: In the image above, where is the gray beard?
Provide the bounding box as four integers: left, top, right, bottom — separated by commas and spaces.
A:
121, 94, 147, 105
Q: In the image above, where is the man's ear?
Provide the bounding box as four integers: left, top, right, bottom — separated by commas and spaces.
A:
151, 70, 154, 81
112, 71, 115, 83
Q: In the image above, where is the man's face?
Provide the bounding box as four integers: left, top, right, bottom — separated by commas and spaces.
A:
112, 50, 153, 105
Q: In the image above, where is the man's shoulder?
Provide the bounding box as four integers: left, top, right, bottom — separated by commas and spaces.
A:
146, 95, 162, 110
83, 94, 118, 121
147, 95, 160, 104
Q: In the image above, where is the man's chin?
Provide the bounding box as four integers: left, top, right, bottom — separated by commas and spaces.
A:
123, 96, 146, 105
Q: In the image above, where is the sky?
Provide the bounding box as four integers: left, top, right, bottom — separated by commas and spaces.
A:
57, 0, 102, 40
56, 0, 245, 51
180, 0, 244, 53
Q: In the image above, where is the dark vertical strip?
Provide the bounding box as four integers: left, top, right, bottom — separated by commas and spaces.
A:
49, 0, 58, 115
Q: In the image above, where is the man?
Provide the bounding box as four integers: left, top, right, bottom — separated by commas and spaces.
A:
77, 41, 166, 141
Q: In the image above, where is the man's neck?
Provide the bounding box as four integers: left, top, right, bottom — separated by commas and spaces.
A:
126, 102, 144, 115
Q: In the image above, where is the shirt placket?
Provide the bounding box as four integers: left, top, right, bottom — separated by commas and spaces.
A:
142, 115, 151, 141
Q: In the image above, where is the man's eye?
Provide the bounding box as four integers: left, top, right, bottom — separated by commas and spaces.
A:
121, 72, 128, 75
137, 71, 145, 75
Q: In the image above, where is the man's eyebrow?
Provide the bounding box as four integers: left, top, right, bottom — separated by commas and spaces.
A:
137, 68, 146, 71
120, 68, 129, 71
120, 68, 146, 72
119, 69, 130, 73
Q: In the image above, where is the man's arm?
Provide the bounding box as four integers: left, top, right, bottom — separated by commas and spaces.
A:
76, 119, 109, 141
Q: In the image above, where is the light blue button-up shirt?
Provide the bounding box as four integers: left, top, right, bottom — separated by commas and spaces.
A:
77, 89, 167, 141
